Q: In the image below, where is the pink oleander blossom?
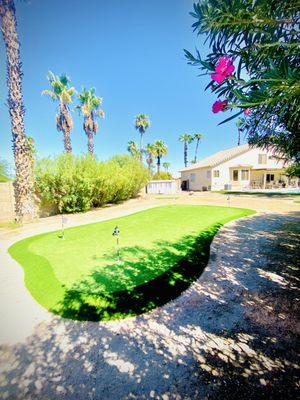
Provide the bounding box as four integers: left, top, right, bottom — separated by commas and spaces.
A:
212, 100, 228, 113
211, 56, 235, 84
243, 108, 251, 115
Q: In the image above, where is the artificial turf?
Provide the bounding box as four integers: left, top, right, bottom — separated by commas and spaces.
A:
8, 205, 255, 321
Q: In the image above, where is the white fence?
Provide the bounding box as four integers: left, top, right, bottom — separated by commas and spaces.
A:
146, 180, 178, 194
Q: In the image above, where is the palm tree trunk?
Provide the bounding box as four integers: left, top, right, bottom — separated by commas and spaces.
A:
60, 103, 72, 153
140, 133, 144, 162
157, 156, 161, 174
238, 128, 241, 146
184, 142, 188, 167
87, 131, 94, 155
194, 139, 199, 162
0, 0, 36, 222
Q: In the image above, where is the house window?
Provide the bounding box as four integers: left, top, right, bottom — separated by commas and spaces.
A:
266, 174, 275, 182
233, 170, 239, 181
206, 170, 211, 179
241, 170, 249, 180
213, 170, 220, 178
190, 173, 196, 182
258, 154, 267, 164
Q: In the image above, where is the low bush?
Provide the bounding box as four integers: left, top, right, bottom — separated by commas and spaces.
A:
151, 172, 172, 180
35, 154, 148, 213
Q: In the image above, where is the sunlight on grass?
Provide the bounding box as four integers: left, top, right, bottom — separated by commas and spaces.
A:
9, 205, 255, 321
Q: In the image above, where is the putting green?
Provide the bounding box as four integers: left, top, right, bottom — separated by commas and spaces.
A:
8, 205, 255, 321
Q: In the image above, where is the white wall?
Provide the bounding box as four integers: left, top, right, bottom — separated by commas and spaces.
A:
211, 147, 285, 190
147, 180, 178, 194
181, 147, 286, 191
181, 168, 212, 191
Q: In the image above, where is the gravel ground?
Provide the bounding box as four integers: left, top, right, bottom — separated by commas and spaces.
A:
0, 209, 299, 400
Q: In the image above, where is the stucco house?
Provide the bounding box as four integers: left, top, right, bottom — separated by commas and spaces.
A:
180, 144, 290, 191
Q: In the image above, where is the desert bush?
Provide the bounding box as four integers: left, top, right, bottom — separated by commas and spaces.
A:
35, 154, 148, 213
151, 172, 172, 180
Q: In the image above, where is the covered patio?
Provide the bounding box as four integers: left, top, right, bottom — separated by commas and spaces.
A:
250, 168, 289, 189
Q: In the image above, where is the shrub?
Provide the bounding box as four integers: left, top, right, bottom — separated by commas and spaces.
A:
35, 154, 148, 213
0, 160, 10, 182
151, 172, 172, 180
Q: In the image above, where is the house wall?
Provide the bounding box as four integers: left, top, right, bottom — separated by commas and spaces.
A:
181, 168, 212, 191
181, 147, 286, 191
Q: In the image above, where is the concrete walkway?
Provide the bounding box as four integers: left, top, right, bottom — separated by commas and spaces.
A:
0, 197, 299, 399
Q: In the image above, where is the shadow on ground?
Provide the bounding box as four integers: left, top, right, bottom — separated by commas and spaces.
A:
52, 225, 221, 321
0, 212, 299, 400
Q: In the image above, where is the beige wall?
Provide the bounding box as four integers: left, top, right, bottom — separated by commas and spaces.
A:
0, 183, 59, 222
181, 168, 212, 191
0, 182, 15, 223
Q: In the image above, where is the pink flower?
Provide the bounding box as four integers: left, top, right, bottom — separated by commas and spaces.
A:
243, 108, 251, 115
212, 100, 228, 113
211, 56, 235, 84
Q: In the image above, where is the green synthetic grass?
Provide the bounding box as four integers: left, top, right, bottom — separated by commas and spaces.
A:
9, 205, 255, 321
215, 190, 300, 197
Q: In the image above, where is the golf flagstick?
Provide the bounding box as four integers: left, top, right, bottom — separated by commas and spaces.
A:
61, 215, 68, 239
112, 226, 122, 264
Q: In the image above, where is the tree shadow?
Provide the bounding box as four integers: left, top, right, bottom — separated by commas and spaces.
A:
52, 224, 222, 321
1, 212, 299, 400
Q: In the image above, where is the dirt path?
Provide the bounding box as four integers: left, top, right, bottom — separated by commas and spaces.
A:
0, 207, 299, 399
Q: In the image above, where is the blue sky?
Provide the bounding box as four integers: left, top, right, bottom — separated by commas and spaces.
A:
0, 0, 242, 174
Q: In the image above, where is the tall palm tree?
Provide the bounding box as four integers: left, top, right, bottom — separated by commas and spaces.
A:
0, 0, 36, 221
135, 114, 150, 162
145, 143, 155, 175
193, 133, 203, 163
236, 118, 243, 146
179, 134, 194, 167
77, 88, 104, 156
127, 140, 141, 160
162, 162, 170, 173
153, 140, 168, 174
42, 71, 76, 153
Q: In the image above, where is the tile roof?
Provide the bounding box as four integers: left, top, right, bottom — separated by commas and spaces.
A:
179, 144, 250, 172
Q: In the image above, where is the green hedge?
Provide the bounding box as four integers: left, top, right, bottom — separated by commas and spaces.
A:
35, 154, 149, 213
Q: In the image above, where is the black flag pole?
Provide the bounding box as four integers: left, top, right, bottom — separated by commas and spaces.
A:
112, 226, 121, 264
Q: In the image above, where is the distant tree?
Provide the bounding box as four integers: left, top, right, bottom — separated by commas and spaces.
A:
135, 114, 150, 162
152, 140, 168, 174
162, 162, 170, 173
127, 140, 141, 161
185, 0, 300, 162
152, 172, 172, 180
0, 160, 9, 182
285, 163, 300, 178
179, 134, 194, 167
42, 71, 76, 153
193, 133, 203, 162
0, 0, 36, 221
145, 143, 155, 175
236, 119, 244, 146
77, 88, 104, 156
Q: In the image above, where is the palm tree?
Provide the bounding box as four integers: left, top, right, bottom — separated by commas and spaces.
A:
162, 162, 170, 173
135, 114, 150, 162
236, 118, 243, 146
0, 0, 36, 221
77, 88, 104, 156
127, 140, 141, 160
145, 143, 155, 175
42, 71, 76, 153
179, 134, 194, 167
193, 133, 203, 163
152, 140, 168, 174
